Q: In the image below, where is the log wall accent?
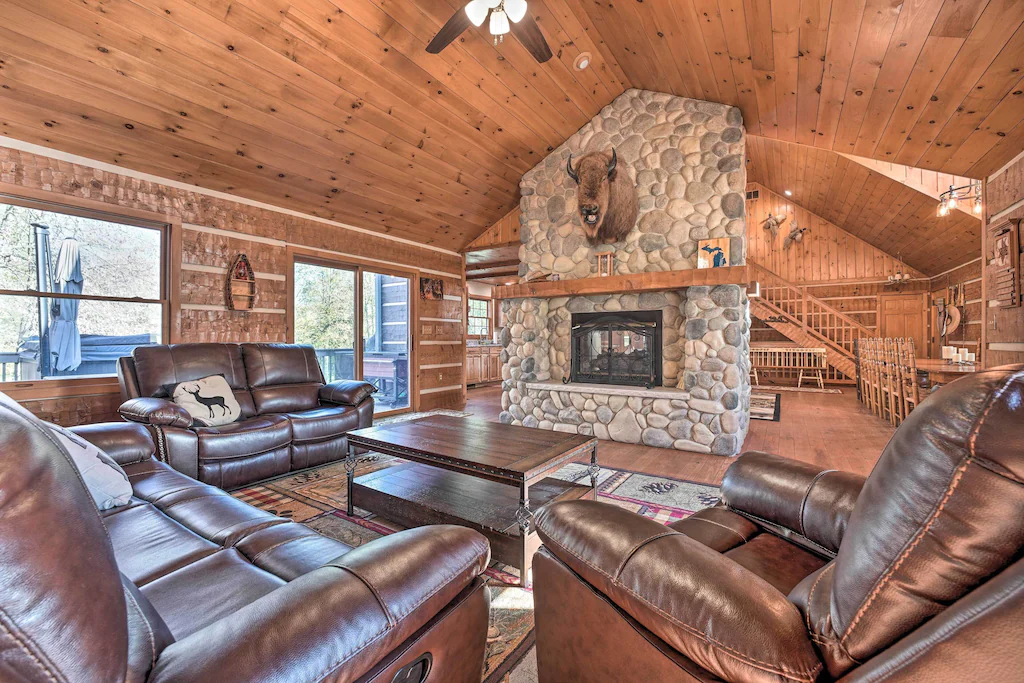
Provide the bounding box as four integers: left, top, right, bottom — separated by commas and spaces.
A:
1, 146, 466, 423
463, 206, 522, 251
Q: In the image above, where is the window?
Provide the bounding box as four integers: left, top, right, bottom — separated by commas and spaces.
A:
468, 298, 490, 337
292, 259, 411, 414
0, 198, 166, 383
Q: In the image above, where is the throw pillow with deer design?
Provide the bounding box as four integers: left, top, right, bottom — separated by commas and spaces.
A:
169, 374, 241, 427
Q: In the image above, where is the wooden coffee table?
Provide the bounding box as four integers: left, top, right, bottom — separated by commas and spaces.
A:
345, 416, 599, 588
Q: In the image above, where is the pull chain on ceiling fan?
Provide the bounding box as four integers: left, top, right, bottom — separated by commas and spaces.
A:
426, 0, 553, 62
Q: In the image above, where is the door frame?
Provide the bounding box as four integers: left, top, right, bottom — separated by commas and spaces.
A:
287, 246, 417, 418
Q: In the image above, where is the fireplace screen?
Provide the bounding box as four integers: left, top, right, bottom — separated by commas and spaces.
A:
569, 311, 662, 388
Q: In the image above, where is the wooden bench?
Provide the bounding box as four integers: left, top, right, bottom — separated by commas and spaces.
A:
750, 347, 827, 388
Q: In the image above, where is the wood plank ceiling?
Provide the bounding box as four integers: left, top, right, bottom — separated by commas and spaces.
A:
746, 137, 981, 276
0, 0, 1021, 252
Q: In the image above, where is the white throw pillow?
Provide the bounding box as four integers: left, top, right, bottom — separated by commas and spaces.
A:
46, 422, 133, 511
170, 374, 241, 427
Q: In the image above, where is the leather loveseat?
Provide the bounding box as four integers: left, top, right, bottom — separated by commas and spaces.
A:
0, 391, 491, 683
117, 343, 376, 489
533, 364, 1024, 682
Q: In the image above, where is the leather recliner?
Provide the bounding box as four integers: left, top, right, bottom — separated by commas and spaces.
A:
533, 364, 1024, 682
0, 391, 491, 683
118, 343, 376, 489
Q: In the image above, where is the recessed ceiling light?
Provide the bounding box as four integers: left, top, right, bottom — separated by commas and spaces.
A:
574, 52, 592, 71
784, 190, 792, 196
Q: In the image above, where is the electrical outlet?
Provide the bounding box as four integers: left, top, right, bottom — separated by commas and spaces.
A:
438, 373, 443, 381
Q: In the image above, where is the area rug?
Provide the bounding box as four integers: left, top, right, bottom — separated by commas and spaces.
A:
750, 392, 781, 421
230, 419, 721, 683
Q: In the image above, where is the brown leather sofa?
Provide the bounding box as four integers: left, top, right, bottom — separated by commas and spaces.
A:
0, 391, 491, 683
533, 364, 1024, 682
117, 343, 376, 489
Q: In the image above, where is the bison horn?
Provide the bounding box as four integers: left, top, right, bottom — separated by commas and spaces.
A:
607, 148, 617, 177
566, 154, 579, 184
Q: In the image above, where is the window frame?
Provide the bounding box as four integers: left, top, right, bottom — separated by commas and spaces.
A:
0, 189, 177, 395
287, 248, 417, 418
467, 297, 491, 339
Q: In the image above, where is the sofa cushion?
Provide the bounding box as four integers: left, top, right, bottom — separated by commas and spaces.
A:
194, 415, 292, 461
140, 550, 285, 639
243, 343, 323, 414
168, 375, 242, 427
285, 405, 360, 444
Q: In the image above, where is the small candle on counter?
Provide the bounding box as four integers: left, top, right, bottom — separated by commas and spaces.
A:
941, 346, 955, 360
951, 353, 962, 363
958, 347, 969, 358
967, 352, 976, 363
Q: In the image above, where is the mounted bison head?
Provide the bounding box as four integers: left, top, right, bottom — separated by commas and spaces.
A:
566, 148, 638, 245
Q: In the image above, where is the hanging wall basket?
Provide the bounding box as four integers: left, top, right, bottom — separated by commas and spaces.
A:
227, 254, 256, 311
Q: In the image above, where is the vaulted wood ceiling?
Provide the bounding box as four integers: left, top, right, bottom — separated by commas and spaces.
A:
0, 0, 1021, 251
746, 137, 981, 276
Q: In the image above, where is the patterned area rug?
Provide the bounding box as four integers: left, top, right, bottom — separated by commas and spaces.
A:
230, 410, 721, 682
750, 392, 781, 421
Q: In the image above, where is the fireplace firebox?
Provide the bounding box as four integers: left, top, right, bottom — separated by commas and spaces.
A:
569, 311, 662, 388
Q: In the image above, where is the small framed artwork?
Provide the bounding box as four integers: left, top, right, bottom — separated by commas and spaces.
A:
419, 277, 444, 300
989, 219, 1020, 308
697, 238, 730, 269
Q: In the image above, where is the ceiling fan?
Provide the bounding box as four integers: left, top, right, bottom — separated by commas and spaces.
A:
426, 0, 553, 63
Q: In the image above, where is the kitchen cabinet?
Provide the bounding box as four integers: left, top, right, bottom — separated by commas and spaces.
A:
466, 345, 501, 385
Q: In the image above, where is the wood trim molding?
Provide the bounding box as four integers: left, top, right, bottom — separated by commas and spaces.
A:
494, 266, 750, 299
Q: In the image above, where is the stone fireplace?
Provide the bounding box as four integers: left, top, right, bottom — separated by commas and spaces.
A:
498, 89, 752, 456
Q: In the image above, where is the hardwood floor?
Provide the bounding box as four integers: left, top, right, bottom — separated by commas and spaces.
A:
461, 383, 893, 486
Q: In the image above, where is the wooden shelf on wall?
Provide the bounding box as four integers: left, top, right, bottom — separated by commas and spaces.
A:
493, 266, 750, 299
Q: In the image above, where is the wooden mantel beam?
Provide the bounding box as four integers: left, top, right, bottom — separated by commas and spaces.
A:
493, 266, 750, 299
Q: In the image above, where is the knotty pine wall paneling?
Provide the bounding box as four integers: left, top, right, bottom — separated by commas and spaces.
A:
746, 184, 928, 284
982, 156, 1024, 366
928, 259, 983, 359
1, 146, 464, 424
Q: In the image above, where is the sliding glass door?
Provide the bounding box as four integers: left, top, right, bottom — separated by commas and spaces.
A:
362, 271, 410, 411
292, 259, 411, 414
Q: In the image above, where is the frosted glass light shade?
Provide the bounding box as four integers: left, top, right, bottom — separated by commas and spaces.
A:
489, 9, 510, 35
465, 0, 490, 27
505, 0, 528, 23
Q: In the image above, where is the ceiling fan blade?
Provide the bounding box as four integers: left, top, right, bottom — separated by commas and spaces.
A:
510, 13, 553, 63
426, 8, 473, 54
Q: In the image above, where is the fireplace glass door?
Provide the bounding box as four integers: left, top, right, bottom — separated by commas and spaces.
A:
570, 311, 662, 388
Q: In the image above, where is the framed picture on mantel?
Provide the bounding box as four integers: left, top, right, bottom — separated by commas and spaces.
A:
697, 238, 730, 269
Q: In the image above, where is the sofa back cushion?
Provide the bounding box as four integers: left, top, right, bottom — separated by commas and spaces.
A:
242, 344, 324, 414
0, 392, 130, 682
131, 344, 255, 418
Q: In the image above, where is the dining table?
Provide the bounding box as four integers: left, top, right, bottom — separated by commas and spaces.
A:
915, 358, 983, 385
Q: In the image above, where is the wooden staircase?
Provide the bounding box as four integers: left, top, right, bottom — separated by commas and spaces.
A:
749, 262, 871, 380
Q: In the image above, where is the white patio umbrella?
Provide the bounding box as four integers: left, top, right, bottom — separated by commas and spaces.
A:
48, 238, 83, 372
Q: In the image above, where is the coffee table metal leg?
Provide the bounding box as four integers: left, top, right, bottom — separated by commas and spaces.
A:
345, 442, 358, 516
587, 444, 600, 492
515, 482, 534, 589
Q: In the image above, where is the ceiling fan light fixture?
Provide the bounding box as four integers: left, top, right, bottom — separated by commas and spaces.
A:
504, 0, 528, 23
465, 0, 490, 27
489, 9, 510, 36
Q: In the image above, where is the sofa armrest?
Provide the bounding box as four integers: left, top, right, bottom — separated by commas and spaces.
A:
319, 379, 376, 407
148, 525, 490, 683
69, 422, 156, 467
722, 451, 866, 555
118, 397, 192, 428
536, 500, 822, 683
